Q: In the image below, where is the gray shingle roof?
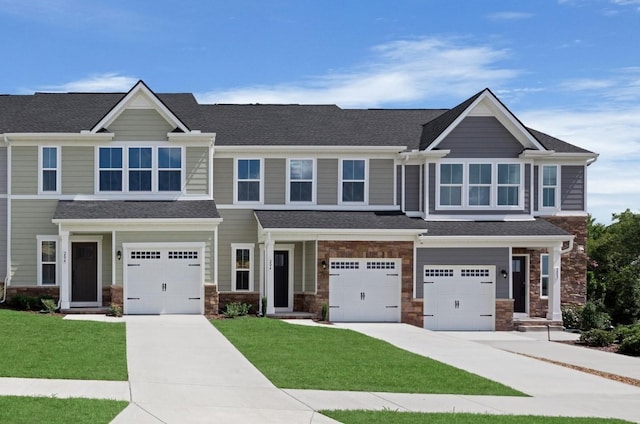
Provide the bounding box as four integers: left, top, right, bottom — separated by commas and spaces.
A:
53, 200, 220, 220
421, 219, 570, 237
254, 210, 431, 231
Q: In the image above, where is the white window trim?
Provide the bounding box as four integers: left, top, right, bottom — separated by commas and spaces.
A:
37, 235, 59, 286
339, 158, 368, 205
234, 158, 264, 204
540, 253, 549, 298
286, 158, 316, 205
468, 163, 492, 207
436, 160, 524, 210
38, 146, 61, 195
538, 165, 560, 213
95, 146, 185, 194
231, 243, 254, 291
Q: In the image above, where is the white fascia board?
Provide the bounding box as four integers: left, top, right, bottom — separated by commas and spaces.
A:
54, 218, 222, 233
167, 133, 216, 145
425, 215, 536, 222
258, 230, 422, 243
214, 145, 407, 156
5, 133, 114, 143
416, 234, 573, 248
400, 150, 451, 163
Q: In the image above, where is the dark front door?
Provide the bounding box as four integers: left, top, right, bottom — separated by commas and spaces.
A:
512, 256, 526, 313
72, 242, 98, 303
274, 250, 289, 308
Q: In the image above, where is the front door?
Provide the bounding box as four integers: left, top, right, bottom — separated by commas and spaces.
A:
274, 250, 289, 309
71, 242, 98, 304
512, 256, 527, 313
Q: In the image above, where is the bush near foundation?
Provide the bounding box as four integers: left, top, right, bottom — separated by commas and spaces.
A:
579, 328, 616, 347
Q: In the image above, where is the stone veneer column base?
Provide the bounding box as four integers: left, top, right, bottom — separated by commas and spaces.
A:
5, 286, 60, 302
204, 284, 219, 316
495, 299, 515, 331
110, 285, 123, 309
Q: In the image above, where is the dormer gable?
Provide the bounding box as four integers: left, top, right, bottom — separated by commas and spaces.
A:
90, 80, 190, 134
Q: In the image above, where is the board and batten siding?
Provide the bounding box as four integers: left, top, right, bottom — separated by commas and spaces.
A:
107, 109, 173, 141
217, 209, 259, 292
404, 165, 421, 212
62, 146, 94, 195
265, 158, 286, 204
304, 240, 317, 292
437, 117, 524, 158
185, 147, 209, 195
212, 158, 234, 204
317, 158, 338, 205
415, 247, 510, 299
561, 165, 585, 211
10, 200, 58, 285
0, 147, 7, 194
12, 146, 38, 195
368, 159, 394, 206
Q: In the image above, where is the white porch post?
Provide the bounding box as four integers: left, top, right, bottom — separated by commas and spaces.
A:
111, 231, 116, 286
547, 244, 563, 321
265, 233, 275, 315
59, 231, 70, 310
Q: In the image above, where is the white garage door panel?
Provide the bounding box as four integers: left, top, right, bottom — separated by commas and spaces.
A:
329, 259, 401, 322
423, 266, 495, 331
125, 247, 203, 315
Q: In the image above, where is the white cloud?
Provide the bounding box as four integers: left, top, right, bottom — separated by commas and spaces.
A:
197, 37, 519, 107
486, 12, 535, 21
36, 73, 138, 93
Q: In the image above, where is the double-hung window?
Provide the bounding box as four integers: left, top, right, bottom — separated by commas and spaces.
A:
341, 159, 366, 203
541, 165, 558, 208
37, 236, 57, 286
497, 164, 521, 206
289, 159, 313, 203
439, 163, 463, 206
540, 254, 549, 297
40, 147, 59, 193
99, 147, 123, 191
468, 164, 491, 206
158, 147, 182, 191
237, 159, 261, 202
129, 147, 152, 191
232, 244, 253, 291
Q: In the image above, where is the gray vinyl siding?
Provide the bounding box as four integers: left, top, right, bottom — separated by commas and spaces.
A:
428, 163, 436, 214
405, 165, 421, 212
524, 164, 531, 214
10, 200, 58, 285
317, 158, 338, 205
212, 158, 233, 204
561, 165, 585, 211
304, 240, 317, 292
115, 231, 214, 285
0, 147, 7, 193
293, 242, 303, 292
62, 146, 94, 195
217, 209, 259, 292
438, 117, 523, 158
265, 158, 285, 205
369, 159, 394, 206
0, 198, 6, 277
107, 109, 173, 141
185, 147, 209, 195
533, 165, 539, 211
415, 247, 510, 299
12, 146, 37, 195
396, 165, 401, 206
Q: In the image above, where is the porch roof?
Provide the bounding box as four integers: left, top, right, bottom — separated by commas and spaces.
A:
53, 200, 220, 220
420, 219, 571, 237
254, 210, 430, 231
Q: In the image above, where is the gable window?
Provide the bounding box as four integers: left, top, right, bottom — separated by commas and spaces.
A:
237, 159, 261, 202
40, 147, 59, 193
439, 163, 463, 206
99, 147, 123, 191
158, 147, 182, 191
541, 165, 558, 208
129, 147, 152, 191
37, 236, 57, 286
341, 159, 366, 203
468, 164, 491, 206
540, 254, 549, 297
232, 244, 253, 291
289, 159, 313, 203
497, 164, 521, 206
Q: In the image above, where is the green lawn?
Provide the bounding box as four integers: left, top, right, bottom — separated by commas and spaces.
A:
211, 317, 523, 395
0, 309, 127, 380
0, 396, 128, 424
322, 410, 633, 424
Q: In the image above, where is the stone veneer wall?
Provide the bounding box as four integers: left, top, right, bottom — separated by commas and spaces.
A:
5, 286, 60, 302
496, 299, 515, 330
110, 285, 123, 309
218, 291, 259, 315
204, 284, 219, 316
316, 241, 416, 325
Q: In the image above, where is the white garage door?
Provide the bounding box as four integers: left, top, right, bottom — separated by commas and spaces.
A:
329, 258, 401, 322
423, 266, 495, 331
124, 245, 203, 315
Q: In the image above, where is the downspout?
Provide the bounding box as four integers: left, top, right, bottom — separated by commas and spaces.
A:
1, 135, 11, 303
560, 237, 574, 255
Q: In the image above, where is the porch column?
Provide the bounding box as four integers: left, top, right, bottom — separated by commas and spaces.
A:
59, 231, 70, 310
547, 244, 562, 321
265, 234, 275, 315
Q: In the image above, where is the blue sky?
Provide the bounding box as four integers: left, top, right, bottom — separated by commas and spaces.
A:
1, 0, 639, 224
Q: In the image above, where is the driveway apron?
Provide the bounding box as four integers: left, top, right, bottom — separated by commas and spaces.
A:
112, 315, 336, 424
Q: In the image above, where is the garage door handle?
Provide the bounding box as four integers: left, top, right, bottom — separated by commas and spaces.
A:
480, 281, 493, 284
329, 305, 340, 308
188, 264, 200, 267
127, 297, 140, 300
424, 281, 434, 284
128, 264, 140, 267
360, 292, 365, 300
480, 314, 493, 317
188, 297, 201, 300
385, 305, 398, 308
386, 273, 399, 276
329, 273, 340, 276
423, 314, 434, 317
455, 300, 460, 309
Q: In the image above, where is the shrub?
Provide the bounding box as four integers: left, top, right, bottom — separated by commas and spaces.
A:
614, 324, 640, 343
580, 328, 616, 347
223, 302, 252, 318
261, 296, 267, 317
9, 294, 40, 311
618, 332, 640, 356
108, 303, 123, 317
41, 298, 57, 314
561, 305, 583, 329
580, 301, 611, 330
321, 302, 328, 321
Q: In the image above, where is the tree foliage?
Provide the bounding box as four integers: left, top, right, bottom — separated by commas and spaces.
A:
587, 210, 640, 325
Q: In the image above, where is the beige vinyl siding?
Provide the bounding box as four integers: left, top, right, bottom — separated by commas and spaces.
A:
265, 158, 285, 204
217, 209, 259, 292
0, 147, 7, 193
10, 200, 58, 285
185, 147, 209, 195
317, 158, 338, 205
369, 159, 394, 205
213, 158, 233, 204
107, 109, 173, 141
100, 235, 112, 287
304, 240, 317, 292
62, 146, 94, 195
12, 146, 38, 195
115, 231, 214, 285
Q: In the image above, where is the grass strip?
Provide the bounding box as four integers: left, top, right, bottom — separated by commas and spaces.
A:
0, 396, 128, 424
